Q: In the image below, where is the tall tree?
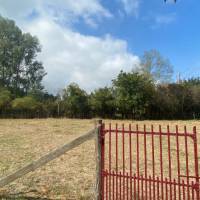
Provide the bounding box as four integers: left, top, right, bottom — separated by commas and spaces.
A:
90, 87, 115, 118
0, 16, 46, 96
113, 71, 155, 119
183, 77, 200, 86
12, 96, 42, 118
62, 83, 90, 118
140, 49, 173, 83
0, 87, 11, 115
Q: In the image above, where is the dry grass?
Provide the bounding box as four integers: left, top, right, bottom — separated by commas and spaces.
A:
0, 119, 199, 199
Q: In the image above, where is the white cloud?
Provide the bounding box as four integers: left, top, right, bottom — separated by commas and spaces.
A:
0, 0, 37, 19
44, 0, 113, 27
0, 0, 112, 27
25, 18, 140, 93
0, 0, 140, 93
155, 13, 177, 25
120, 0, 140, 16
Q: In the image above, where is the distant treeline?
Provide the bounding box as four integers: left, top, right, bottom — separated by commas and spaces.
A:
0, 16, 200, 120
1, 74, 200, 120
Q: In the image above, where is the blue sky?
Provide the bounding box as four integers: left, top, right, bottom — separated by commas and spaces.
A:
77, 0, 200, 79
0, 0, 199, 93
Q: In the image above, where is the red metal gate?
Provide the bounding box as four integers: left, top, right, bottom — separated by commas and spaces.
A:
100, 123, 200, 200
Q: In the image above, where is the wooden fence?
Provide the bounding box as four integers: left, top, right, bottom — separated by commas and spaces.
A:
0, 120, 103, 200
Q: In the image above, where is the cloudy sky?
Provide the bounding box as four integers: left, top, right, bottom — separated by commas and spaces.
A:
0, 0, 200, 93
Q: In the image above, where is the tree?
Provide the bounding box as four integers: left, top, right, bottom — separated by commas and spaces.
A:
151, 84, 185, 119
62, 83, 90, 118
12, 96, 42, 118
140, 50, 173, 83
190, 85, 200, 119
90, 87, 115, 118
0, 16, 46, 96
150, 82, 196, 119
183, 77, 200, 119
183, 77, 200, 86
113, 71, 155, 119
0, 87, 11, 115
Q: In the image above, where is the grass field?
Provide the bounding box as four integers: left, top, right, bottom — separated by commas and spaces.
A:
0, 119, 199, 199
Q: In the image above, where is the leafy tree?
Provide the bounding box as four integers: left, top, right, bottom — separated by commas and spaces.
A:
62, 83, 90, 118
113, 71, 155, 119
27, 89, 58, 117
0, 87, 11, 112
151, 83, 195, 119
140, 49, 173, 83
12, 96, 42, 117
183, 77, 200, 86
183, 78, 200, 119
151, 84, 183, 119
0, 16, 46, 96
90, 87, 115, 118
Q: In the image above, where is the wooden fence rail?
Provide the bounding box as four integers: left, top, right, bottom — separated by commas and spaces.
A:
0, 128, 96, 188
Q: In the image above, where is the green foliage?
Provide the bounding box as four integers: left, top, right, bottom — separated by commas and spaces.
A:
0, 15, 199, 119
0, 87, 11, 109
90, 87, 115, 118
113, 71, 155, 119
150, 82, 200, 119
62, 83, 90, 118
12, 96, 41, 111
183, 77, 200, 86
0, 16, 46, 96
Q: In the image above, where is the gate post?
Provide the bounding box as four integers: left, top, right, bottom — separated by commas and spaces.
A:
193, 126, 200, 200
95, 119, 104, 200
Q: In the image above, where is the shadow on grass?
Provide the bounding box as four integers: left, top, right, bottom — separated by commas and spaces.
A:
0, 195, 53, 200
0, 191, 53, 200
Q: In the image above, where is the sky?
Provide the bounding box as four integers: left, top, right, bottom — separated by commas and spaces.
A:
0, 0, 199, 93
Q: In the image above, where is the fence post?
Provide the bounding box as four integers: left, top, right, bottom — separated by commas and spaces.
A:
95, 119, 103, 200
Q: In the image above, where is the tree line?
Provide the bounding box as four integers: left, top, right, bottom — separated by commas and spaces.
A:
0, 16, 200, 119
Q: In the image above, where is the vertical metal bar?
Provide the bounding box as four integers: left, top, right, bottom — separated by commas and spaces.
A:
144, 125, 147, 200
116, 124, 118, 200
129, 124, 132, 200
136, 124, 140, 197
167, 125, 172, 200
141, 174, 144, 200
182, 179, 186, 200
120, 171, 122, 200
151, 125, 156, 200
134, 173, 136, 200
157, 176, 160, 200
109, 123, 111, 200
106, 170, 108, 200
101, 122, 105, 200
192, 181, 195, 200
112, 171, 115, 200
176, 125, 181, 200
149, 175, 152, 200
193, 126, 200, 200
173, 179, 176, 200
184, 126, 190, 200
165, 177, 168, 200
126, 172, 129, 200
159, 125, 164, 199
122, 124, 125, 200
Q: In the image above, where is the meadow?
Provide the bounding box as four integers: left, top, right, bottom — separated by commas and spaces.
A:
0, 119, 199, 199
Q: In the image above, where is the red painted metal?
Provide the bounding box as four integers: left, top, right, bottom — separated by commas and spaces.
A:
128, 124, 132, 200
115, 124, 118, 200
100, 123, 200, 199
